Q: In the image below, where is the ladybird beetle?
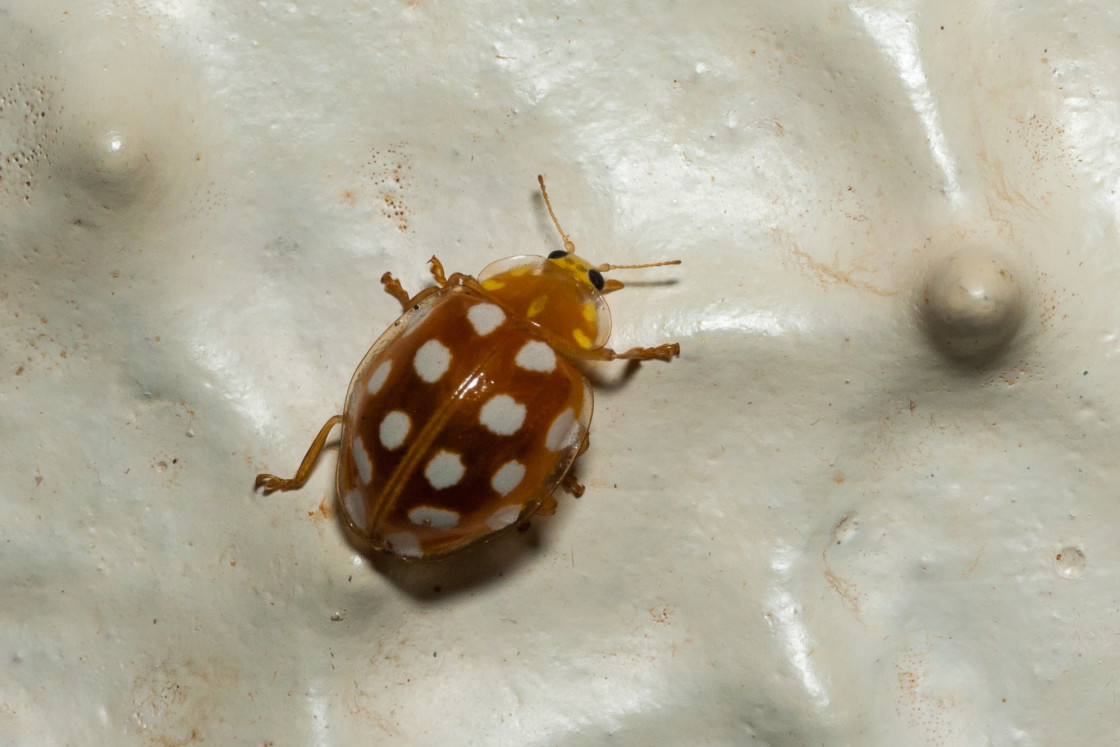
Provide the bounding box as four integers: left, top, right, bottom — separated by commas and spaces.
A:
255, 175, 680, 559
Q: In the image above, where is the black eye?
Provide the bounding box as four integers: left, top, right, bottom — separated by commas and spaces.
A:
588, 268, 605, 291
548, 250, 568, 259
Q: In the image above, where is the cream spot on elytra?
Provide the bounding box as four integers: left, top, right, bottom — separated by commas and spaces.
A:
414, 339, 451, 383
467, 303, 505, 336
546, 408, 579, 451
408, 506, 461, 529
486, 504, 522, 530
479, 394, 526, 436
367, 360, 392, 395
383, 531, 422, 558
424, 450, 465, 489
343, 489, 368, 531
379, 410, 411, 450
353, 436, 373, 484
491, 460, 526, 496
514, 340, 556, 373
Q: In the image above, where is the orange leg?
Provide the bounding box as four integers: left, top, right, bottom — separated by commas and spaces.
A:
381, 269, 447, 312
255, 415, 343, 493
378, 273, 414, 311
561, 473, 585, 498
559, 433, 589, 497
522, 430, 588, 527
589, 342, 681, 363
380, 272, 413, 310
381, 255, 449, 312
536, 494, 560, 516
428, 256, 448, 286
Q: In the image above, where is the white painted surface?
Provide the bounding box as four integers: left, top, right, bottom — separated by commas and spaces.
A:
3, 1, 1119, 745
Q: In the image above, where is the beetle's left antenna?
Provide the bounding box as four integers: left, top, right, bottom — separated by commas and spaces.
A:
538, 174, 576, 254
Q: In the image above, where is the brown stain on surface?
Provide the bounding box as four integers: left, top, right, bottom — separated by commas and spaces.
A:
127, 656, 236, 745
821, 514, 865, 623
648, 605, 674, 624
776, 230, 896, 296
0, 76, 63, 207
310, 494, 333, 521
352, 144, 413, 232
893, 648, 967, 746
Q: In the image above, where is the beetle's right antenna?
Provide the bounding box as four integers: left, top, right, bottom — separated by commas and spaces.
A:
597, 260, 683, 272
538, 174, 576, 254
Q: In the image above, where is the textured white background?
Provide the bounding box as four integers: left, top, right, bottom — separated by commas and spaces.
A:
3, 1, 1120, 744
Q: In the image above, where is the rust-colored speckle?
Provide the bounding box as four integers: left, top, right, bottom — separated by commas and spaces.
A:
361, 144, 413, 232
309, 495, 333, 521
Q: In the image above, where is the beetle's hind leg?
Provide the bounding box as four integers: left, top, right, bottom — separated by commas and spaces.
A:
602, 342, 681, 362
381, 271, 445, 312
379, 273, 415, 311
560, 433, 590, 497
427, 256, 448, 286
536, 494, 560, 517
561, 473, 585, 497
255, 415, 343, 493
381, 256, 450, 312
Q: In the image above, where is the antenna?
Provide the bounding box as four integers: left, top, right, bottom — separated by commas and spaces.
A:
537, 174, 576, 254
597, 260, 682, 272
538, 175, 681, 272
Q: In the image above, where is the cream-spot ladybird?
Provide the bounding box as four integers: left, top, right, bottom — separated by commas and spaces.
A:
255, 175, 680, 560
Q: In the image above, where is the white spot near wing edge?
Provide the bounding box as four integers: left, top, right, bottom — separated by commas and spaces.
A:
383, 531, 422, 558
353, 436, 373, 484
545, 408, 579, 452
467, 303, 505, 336
408, 506, 461, 529
367, 360, 392, 395
491, 460, 526, 496
343, 489, 368, 532
486, 504, 523, 531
